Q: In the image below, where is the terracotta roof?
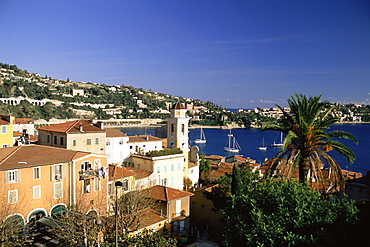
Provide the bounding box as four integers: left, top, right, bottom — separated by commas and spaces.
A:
108, 165, 135, 180
13, 131, 37, 142
37, 119, 104, 133
105, 128, 127, 138
218, 162, 234, 169
124, 208, 167, 232
126, 167, 152, 180
14, 118, 34, 124
0, 145, 91, 170
143, 185, 193, 201
188, 161, 198, 168
209, 170, 226, 179
205, 155, 225, 160
128, 135, 163, 143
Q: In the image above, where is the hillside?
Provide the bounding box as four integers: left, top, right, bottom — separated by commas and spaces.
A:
0, 63, 224, 121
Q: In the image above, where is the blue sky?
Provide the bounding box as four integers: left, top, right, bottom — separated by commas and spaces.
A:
0, 0, 369, 109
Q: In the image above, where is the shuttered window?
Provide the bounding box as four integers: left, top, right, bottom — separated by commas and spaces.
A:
8, 190, 18, 204
33, 186, 41, 199
54, 182, 63, 199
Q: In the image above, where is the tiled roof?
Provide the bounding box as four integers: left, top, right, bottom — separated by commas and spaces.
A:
14, 118, 34, 124
105, 128, 127, 138
188, 161, 198, 168
128, 135, 163, 143
205, 155, 225, 160
37, 119, 104, 133
13, 131, 37, 141
126, 167, 153, 180
0, 145, 90, 170
143, 185, 193, 201
124, 208, 167, 232
108, 165, 135, 180
209, 170, 226, 179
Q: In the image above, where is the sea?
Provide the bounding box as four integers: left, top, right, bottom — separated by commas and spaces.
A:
119, 124, 370, 175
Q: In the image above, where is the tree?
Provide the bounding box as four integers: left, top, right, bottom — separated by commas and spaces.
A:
102, 230, 177, 247
262, 94, 358, 192
199, 153, 211, 172
222, 178, 359, 247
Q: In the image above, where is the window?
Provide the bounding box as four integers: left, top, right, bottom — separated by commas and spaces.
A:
51, 164, 64, 181
182, 124, 185, 134
157, 167, 160, 173
54, 136, 57, 145
95, 137, 99, 144
8, 190, 18, 204
171, 164, 174, 171
1, 125, 7, 134
171, 123, 174, 133
83, 179, 91, 193
6, 170, 19, 183
178, 163, 181, 170
33, 186, 41, 199
86, 139, 91, 145
2, 144, 9, 148
164, 166, 167, 173
81, 162, 92, 171
47, 135, 50, 143
60, 137, 64, 146
54, 182, 63, 199
122, 179, 129, 191
170, 177, 174, 186
107, 182, 113, 196
161, 178, 167, 186
33, 167, 41, 180
72, 140, 77, 146
192, 202, 197, 208
94, 178, 101, 191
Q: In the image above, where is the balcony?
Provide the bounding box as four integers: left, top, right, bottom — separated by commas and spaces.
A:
79, 170, 98, 180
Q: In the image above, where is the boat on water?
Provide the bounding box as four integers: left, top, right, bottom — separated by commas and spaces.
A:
224, 130, 241, 152
258, 137, 267, 150
271, 132, 284, 147
194, 126, 206, 144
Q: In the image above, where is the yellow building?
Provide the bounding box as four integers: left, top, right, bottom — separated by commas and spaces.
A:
130, 153, 185, 190
143, 185, 193, 237
0, 145, 108, 228
0, 115, 14, 148
37, 119, 106, 154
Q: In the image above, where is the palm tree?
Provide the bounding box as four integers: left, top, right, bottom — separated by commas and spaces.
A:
262, 94, 358, 192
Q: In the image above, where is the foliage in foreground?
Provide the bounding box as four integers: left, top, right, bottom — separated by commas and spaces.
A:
206, 165, 363, 246
102, 230, 177, 247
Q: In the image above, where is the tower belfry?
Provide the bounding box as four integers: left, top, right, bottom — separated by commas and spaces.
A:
167, 102, 191, 176
167, 102, 190, 151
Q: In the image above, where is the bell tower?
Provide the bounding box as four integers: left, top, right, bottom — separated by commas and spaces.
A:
167, 102, 191, 176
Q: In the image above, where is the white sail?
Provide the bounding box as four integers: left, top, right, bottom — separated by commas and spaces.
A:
224, 130, 241, 152
195, 126, 206, 143
258, 137, 267, 150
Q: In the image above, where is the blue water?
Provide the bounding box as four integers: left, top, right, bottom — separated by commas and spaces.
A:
119, 124, 370, 175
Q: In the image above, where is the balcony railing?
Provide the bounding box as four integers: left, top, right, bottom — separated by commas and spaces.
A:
79, 170, 98, 180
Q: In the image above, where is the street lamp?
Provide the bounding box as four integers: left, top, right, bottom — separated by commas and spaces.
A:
115, 181, 122, 247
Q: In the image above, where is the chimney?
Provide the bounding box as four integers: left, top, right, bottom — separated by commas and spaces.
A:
79, 125, 83, 132
97, 121, 104, 130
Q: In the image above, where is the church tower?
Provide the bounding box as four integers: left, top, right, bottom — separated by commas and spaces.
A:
167, 102, 191, 176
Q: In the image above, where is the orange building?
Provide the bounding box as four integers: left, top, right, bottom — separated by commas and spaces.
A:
0, 145, 108, 228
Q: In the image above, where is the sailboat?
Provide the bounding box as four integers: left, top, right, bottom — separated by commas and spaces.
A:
224, 130, 241, 152
194, 126, 206, 144
258, 137, 267, 150
271, 132, 284, 147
